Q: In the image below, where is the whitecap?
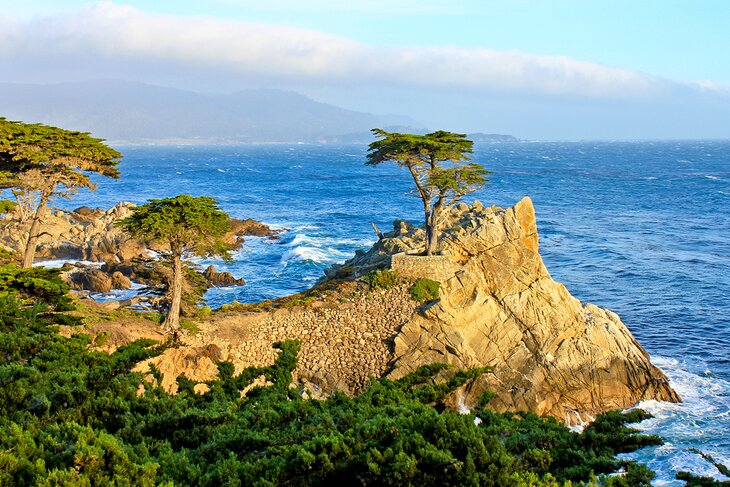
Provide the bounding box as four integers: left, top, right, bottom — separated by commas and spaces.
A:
89, 280, 145, 303
705, 175, 719, 180
33, 259, 99, 269
622, 356, 730, 484
288, 233, 373, 248
280, 246, 331, 264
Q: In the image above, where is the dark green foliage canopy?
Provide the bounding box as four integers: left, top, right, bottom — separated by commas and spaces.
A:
0, 117, 121, 194
118, 194, 232, 259
0, 263, 684, 486
366, 129, 489, 196
367, 129, 474, 169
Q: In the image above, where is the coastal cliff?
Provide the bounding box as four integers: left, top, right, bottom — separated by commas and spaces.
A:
123, 197, 678, 423
381, 197, 679, 422
9, 198, 678, 423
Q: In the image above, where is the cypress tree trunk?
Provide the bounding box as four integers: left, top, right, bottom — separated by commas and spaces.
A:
423, 205, 434, 256
21, 196, 48, 269
162, 250, 183, 333
425, 211, 440, 256
425, 199, 443, 256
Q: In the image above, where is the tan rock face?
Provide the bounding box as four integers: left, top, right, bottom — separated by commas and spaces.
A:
0, 202, 145, 263
386, 197, 679, 423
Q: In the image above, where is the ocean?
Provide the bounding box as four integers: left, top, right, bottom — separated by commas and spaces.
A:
64, 141, 729, 485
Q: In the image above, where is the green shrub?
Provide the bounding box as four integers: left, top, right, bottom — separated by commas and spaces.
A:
197, 306, 212, 318
0, 199, 16, 215
364, 269, 399, 289
0, 263, 73, 310
0, 262, 690, 487
0, 247, 16, 264
409, 278, 440, 301
180, 320, 200, 335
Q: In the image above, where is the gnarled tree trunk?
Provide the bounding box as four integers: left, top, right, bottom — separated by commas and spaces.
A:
21, 195, 48, 268
424, 198, 444, 256
162, 248, 183, 333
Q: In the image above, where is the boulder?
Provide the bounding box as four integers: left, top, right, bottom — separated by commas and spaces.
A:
111, 271, 132, 289
203, 265, 245, 287
69, 268, 114, 293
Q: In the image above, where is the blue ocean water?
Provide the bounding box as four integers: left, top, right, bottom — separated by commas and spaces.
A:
66, 141, 729, 485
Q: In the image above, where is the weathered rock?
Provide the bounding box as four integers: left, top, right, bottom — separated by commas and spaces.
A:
381, 197, 679, 423
222, 218, 282, 250
0, 202, 278, 265
133, 347, 221, 394
0, 202, 147, 263
203, 265, 245, 287
69, 268, 114, 293
111, 271, 132, 289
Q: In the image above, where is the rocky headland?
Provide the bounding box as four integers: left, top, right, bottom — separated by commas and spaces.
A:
61, 197, 678, 425
0, 203, 279, 298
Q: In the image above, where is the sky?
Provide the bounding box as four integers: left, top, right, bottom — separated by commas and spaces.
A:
1, 0, 729, 139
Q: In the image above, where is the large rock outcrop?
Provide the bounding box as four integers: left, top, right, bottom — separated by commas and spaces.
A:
90, 197, 677, 424
0, 203, 146, 263
0, 203, 281, 265
347, 197, 679, 423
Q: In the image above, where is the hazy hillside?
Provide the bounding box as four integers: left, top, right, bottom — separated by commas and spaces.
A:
0, 80, 419, 144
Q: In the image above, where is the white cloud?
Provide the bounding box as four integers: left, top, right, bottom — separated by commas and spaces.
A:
0, 2, 721, 99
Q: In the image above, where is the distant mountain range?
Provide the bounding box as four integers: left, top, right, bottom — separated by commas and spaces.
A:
0, 80, 516, 144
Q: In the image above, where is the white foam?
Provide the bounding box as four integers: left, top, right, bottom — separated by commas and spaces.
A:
33, 259, 99, 269
278, 233, 373, 265
622, 356, 730, 484
90, 281, 145, 303
456, 391, 470, 414
280, 246, 336, 264
288, 233, 373, 248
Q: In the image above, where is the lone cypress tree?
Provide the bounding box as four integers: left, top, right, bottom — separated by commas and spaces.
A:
118, 194, 232, 333
367, 129, 489, 255
0, 118, 121, 267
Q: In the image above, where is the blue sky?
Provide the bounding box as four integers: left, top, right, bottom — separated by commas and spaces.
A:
1, 0, 729, 138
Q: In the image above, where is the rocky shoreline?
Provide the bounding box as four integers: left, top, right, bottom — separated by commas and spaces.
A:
34, 197, 681, 425
0, 202, 280, 302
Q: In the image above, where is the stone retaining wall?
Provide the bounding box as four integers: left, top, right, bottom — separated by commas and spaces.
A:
390, 253, 456, 282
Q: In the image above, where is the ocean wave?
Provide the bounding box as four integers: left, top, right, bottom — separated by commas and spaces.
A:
90, 281, 146, 303
288, 233, 373, 248
33, 259, 99, 269
623, 356, 730, 484
280, 245, 347, 264
278, 232, 371, 264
